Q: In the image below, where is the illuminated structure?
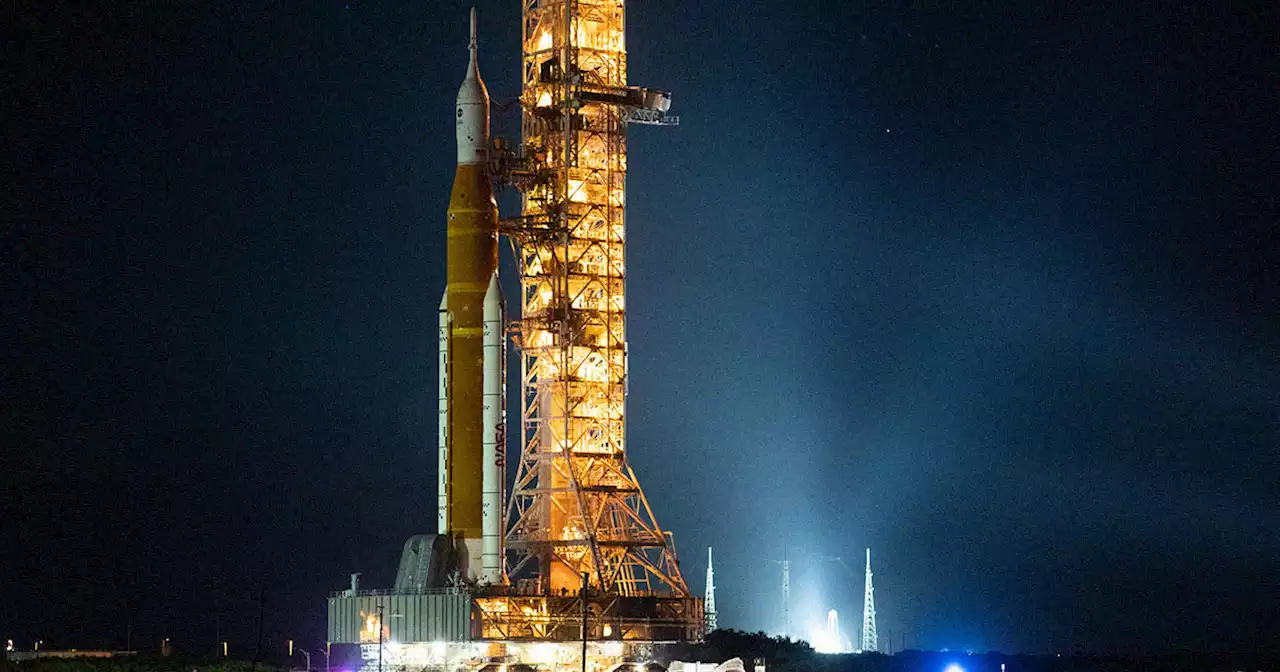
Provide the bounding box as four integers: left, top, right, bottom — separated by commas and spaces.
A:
329, 3, 701, 665
826, 610, 839, 652
861, 549, 877, 653
475, 0, 696, 639
704, 548, 717, 632
503, 0, 685, 602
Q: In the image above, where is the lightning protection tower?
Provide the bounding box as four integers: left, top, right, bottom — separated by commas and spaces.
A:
861, 548, 878, 652
493, 0, 695, 643
705, 547, 717, 632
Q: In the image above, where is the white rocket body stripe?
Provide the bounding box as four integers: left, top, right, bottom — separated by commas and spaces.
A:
437, 291, 450, 534
481, 273, 505, 585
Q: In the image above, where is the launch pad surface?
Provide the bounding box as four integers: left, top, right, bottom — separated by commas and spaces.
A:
328, 587, 701, 644
335, 637, 668, 672
328, 586, 700, 672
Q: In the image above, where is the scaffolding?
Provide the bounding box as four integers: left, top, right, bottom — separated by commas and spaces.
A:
501, 0, 687, 607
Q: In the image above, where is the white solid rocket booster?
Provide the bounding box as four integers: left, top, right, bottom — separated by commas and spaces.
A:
437, 293, 450, 534
481, 273, 504, 584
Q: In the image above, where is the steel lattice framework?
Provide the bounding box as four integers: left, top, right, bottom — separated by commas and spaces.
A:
704, 547, 717, 632
503, 0, 688, 600
861, 549, 878, 652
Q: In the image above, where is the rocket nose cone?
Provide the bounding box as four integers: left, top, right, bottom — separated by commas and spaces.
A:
456, 8, 489, 165
458, 6, 485, 99
483, 272, 504, 317
469, 7, 478, 49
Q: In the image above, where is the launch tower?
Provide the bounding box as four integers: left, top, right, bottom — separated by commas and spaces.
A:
504, 0, 685, 600
484, 0, 698, 643
861, 549, 877, 652
475, 0, 697, 642
704, 548, 717, 632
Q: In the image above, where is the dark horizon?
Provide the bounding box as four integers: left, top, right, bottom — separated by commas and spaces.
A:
4, 0, 1276, 659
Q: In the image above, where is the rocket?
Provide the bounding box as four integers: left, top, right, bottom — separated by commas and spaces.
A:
438, 8, 504, 586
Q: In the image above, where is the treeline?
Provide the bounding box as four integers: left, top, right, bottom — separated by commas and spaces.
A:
1, 657, 284, 672
660, 629, 816, 669
659, 629, 1274, 672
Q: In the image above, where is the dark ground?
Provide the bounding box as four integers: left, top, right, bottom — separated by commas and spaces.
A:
669, 630, 1279, 672
6, 643, 1278, 672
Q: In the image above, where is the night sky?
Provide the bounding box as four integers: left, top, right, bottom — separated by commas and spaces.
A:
5, 0, 1278, 659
